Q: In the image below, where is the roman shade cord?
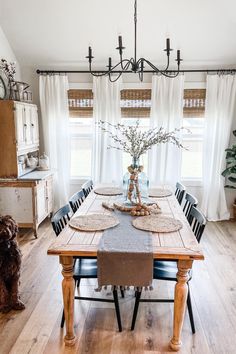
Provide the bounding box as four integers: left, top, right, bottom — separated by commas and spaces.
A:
94, 285, 154, 292
36, 69, 236, 75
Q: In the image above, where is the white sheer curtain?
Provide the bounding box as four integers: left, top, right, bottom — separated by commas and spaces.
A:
92, 76, 123, 185
39, 74, 70, 209
148, 74, 185, 187
201, 74, 236, 221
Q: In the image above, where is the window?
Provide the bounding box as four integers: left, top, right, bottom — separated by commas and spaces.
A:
68, 89, 93, 178
181, 89, 206, 180
121, 89, 151, 173
68, 87, 206, 181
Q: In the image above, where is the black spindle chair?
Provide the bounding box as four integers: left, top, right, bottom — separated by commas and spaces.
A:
60, 259, 122, 332
82, 179, 93, 198
131, 206, 206, 334
51, 204, 71, 236
51, 203, 122, 332
183, 192, 198, 223
175, 182, 186, 205
69, 189, 85, 214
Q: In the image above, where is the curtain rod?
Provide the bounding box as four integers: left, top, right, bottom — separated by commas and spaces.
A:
36, 69, 236, 75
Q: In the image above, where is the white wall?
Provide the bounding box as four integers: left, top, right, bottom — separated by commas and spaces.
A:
0, 25, 21, 80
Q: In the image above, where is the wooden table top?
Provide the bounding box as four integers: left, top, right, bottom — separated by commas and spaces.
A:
47, 192, 204, 261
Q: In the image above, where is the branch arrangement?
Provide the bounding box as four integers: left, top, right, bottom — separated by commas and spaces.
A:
98, 119, 185, 159
0, 59, 16, 82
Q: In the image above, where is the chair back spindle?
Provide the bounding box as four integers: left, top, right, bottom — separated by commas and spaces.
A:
82, 179, 93, 198
69, 189, 85, 214
51, 204, 71, 236
188, 206, 206, 243
175, 182, 186, 205
183, 192, 198, 223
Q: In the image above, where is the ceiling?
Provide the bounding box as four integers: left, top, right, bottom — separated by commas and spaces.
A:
0, 0, 236, 70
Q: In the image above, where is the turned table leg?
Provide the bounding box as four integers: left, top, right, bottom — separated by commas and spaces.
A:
60, 256, 76, 346
170, 260, 193, 351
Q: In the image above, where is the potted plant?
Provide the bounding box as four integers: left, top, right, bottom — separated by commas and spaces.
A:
222, 130, 236, 219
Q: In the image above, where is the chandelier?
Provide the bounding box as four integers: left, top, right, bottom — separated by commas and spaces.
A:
85, 0, 183, 82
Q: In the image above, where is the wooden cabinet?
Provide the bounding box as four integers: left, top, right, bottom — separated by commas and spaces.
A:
0, 100, 39, 178
0, 174, 53, 237
0, 101, 53, 236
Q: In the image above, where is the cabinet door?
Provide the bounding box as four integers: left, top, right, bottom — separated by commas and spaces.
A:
24, 105, 33, 146
36, 181, 48, 223
0, 187, 33, 223
30, 105, 39, 146
14, 103, 26, 149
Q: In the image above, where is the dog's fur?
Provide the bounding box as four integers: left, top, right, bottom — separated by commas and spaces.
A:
0, 215, 25, 312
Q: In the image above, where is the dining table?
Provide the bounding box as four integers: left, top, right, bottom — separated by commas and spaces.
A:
47, 189, 204, 351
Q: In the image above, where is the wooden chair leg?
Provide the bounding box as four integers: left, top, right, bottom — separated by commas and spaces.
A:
187, 284, 195, 334
131, 290, 142, 331
60, 310, 65, 328
113, 289, 122, 332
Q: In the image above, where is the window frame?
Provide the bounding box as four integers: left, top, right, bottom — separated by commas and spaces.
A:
68, 81, 206, 185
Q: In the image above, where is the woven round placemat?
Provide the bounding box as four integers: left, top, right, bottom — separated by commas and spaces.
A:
132, 215, 183, 233
94, 187, 123, 196
69, 214, 119, 232
149, 188, 173, 198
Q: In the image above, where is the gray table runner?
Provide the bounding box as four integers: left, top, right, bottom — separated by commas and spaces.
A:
97, 211, 153, 289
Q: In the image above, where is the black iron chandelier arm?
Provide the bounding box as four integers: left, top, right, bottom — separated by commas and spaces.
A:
142, 58, 180, 78
108, 59, 133, 82
88, 58, 129, 77
86, 0, 183, 81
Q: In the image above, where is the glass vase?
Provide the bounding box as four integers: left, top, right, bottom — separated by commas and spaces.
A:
123, 157, 149, 205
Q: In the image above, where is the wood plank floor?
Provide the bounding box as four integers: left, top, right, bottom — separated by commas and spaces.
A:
0, 219, 236, 354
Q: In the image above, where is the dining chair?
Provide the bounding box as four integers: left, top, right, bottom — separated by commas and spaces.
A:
175, 182, 186, 205
51, 203, 123, 332
51, 204, 71, 236
82, 179, 94, 198
60, 258, 122, 332
131, 206, 206, 334
69, 189, 85, 214
183, 192, 198, 223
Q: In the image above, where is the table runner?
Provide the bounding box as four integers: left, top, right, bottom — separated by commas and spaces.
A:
97, 211, 153, 290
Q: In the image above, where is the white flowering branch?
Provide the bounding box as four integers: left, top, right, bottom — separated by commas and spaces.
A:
98, 120, 186, 159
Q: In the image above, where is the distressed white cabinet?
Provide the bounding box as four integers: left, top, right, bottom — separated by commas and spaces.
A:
14, 101, 39, 152
0, 174, 53, 237
30, 105, 39, 146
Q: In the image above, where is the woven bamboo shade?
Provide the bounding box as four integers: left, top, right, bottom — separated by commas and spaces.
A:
183, 89, 206, 118
121, 89, 151, 118
68, 89, 93, 118
68, 88, 206, 119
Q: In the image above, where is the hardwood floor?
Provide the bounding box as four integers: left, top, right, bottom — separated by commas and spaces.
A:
0, 219, 236, 354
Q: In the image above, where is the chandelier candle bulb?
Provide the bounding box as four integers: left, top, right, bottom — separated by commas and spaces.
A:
118, 36, 123, 48
108, 57, 112, 70
166, 38, 170, 55
176, 50, 182, 66
87, 46, 94, 63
